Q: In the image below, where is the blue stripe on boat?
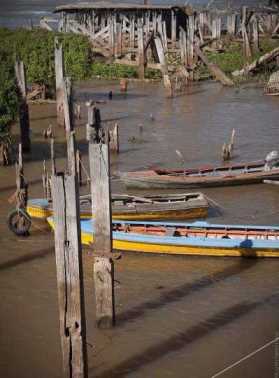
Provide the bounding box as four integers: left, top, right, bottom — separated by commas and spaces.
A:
78, 219, 279, 250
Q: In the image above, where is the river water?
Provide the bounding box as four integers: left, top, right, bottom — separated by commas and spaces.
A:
1, 80, 279, 378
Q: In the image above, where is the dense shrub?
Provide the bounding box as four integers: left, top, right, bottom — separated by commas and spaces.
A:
0, 48, 18, 130
0, 27, 92, 128
0, 27, 92, 89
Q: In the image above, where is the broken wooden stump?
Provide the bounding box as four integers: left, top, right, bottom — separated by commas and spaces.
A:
120, 78, 128, 92
15, 60, 31, 152
109, 123, 119, 153
222, 129, 235, 161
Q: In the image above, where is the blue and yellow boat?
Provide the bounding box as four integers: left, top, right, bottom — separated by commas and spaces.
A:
47, 218, 279, 258
27, 192, 208, 221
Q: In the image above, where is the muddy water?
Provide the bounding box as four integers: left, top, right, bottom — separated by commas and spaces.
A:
1, 81, 279, 378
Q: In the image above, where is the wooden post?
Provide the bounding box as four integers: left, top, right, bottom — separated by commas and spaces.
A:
137, 18, 145, 79
252, 15, 259, 54
76, 150, 83, 186
187, 15, 195, 69
16, 143, 28, 210
154, 35, 172, 96
87, 111, 115, 329
15, 61, 31, 153
171, 10, 177, 48
179, 27, 187, 67
241, 6, 252, 60
63, 78, 76, 175
130, 14, 135, 49
116, 22, 122, 57
51, 170, 88, 378
51, 76, 87, 377
55, 38, 65, 127
109, 14, 115, 58
227, 13, 236, 36
109, 123, 119, 153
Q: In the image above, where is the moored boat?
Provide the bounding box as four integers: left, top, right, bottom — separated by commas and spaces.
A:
27, 192, 208, 221
120, 160, 279, 189
47, 218, 279, 258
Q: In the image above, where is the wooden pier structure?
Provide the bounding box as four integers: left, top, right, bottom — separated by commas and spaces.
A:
52, 2, 279, 64
49, 2, 279, 92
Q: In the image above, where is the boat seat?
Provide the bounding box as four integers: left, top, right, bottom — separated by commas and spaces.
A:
165, 227, 177, 237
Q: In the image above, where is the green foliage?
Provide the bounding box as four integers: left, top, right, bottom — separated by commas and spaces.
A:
0, 46, 18, 130
202, 38, 279, 82
0, 27, 92, 89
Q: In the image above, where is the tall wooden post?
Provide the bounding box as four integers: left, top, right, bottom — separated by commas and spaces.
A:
130, 14, 135, 49
137, 18, 145, 79
171, 10, 177, 48
51, 170, 88, 378
51, 79, 88, 377
241, 6, 252, 60
87, 107, 115, 329
15, 61, 31, 153
252, 15, 259, 54
187, 15, 195, 69
55, 38, 65, 127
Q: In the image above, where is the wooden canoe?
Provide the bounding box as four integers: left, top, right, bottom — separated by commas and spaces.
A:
47, 218, 279, 258
120, 160, 279, 189
27, 192, 208, 221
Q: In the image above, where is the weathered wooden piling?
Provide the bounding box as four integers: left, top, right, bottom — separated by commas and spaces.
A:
109, 123, 119, 153
55, 37, 65, 127
15, 61, 31, 153
51, 169, 88, 378
51, 78, 88, 377
87, 104, 115, 329
137, 19, 145, 79
16, 143, 28, 211
76, 149, 83, 186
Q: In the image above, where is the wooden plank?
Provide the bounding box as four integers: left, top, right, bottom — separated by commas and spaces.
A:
51, 172, 88, 378
15, 60, 31, 152
232, 46, 279, 76
195, 45, 234, 86
54, 38, 65, 127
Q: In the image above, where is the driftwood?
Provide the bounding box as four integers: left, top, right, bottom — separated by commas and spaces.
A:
232, 46, 279, 77
194, 45, 234, 86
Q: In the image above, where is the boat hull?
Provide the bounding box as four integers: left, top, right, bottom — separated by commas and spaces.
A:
121, 161, 279, 189
27, 195, 208, 221
122, 172, 279, 189
47, 218, 279, 258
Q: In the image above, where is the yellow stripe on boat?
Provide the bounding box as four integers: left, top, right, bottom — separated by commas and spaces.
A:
47, 218, 279, 258
27, 204, 207, 221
